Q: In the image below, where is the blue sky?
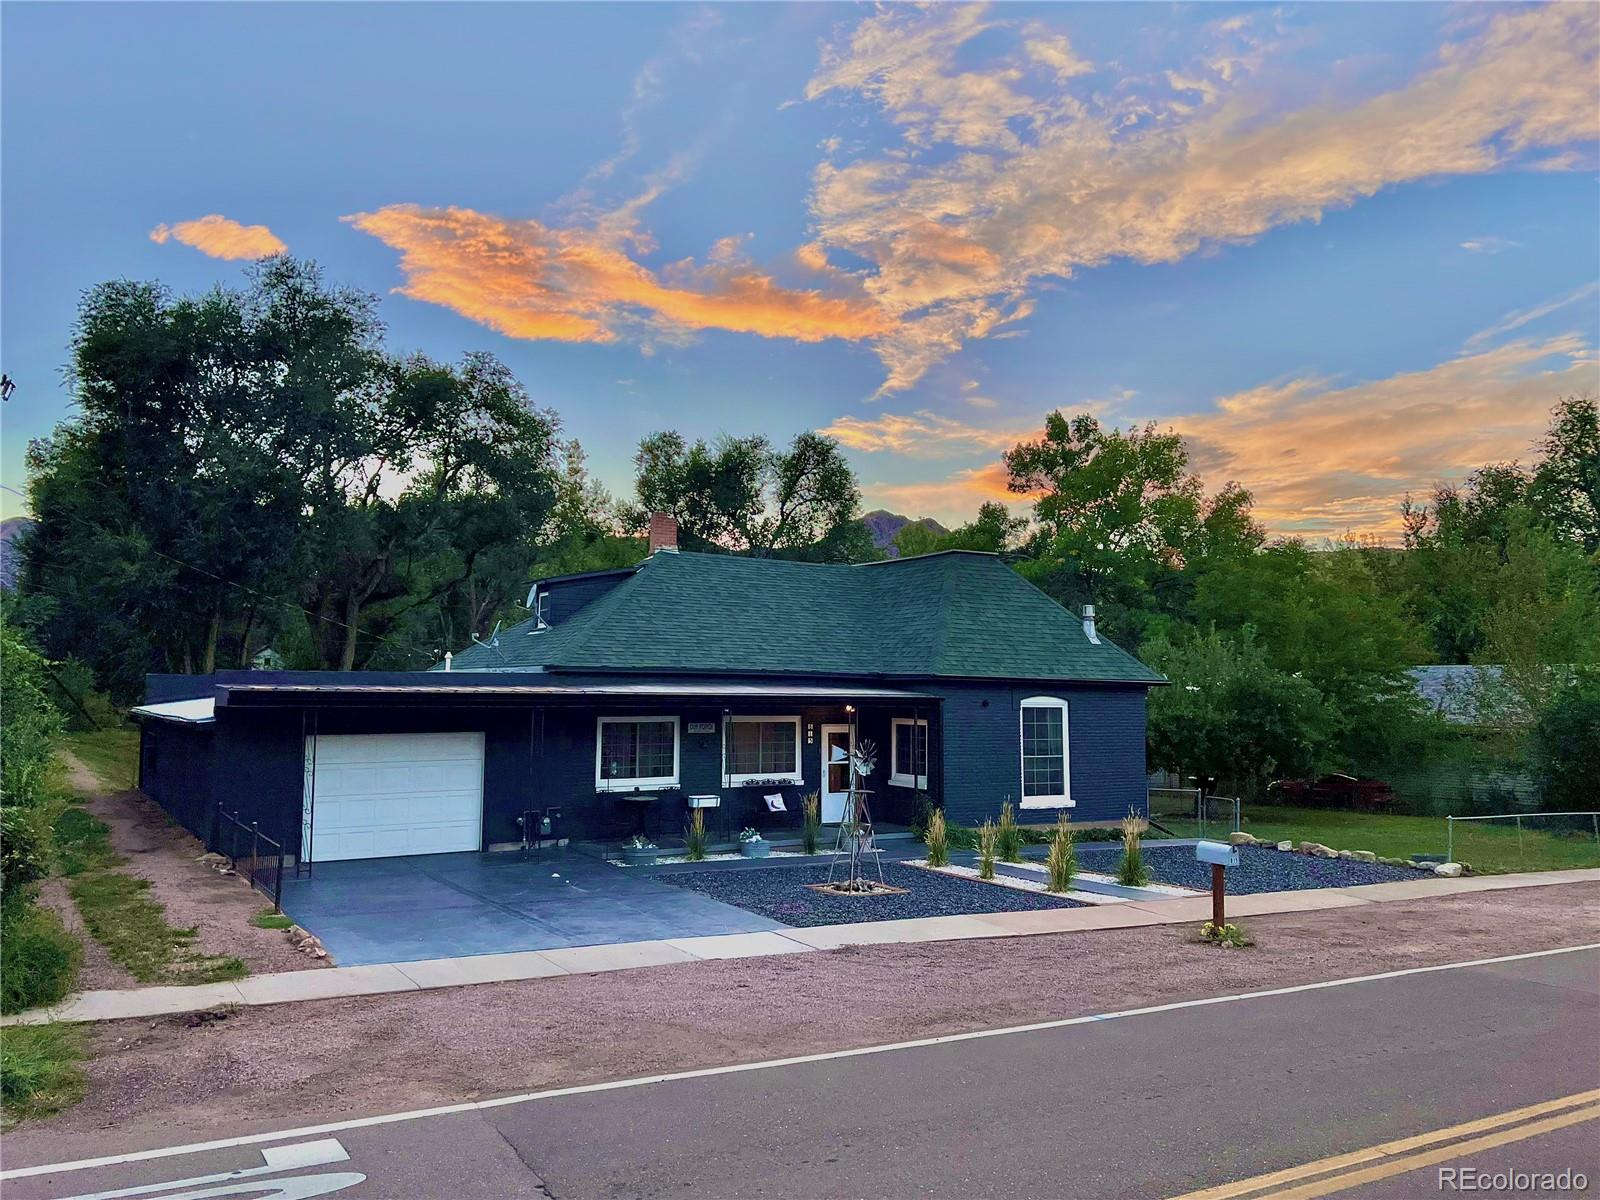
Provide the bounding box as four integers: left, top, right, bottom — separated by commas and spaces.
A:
3, 2, 1597, 537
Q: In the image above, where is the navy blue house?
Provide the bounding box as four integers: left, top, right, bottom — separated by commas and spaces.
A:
135, 531, 1164, 865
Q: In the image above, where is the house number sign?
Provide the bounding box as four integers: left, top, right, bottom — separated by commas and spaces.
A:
686, 721, 718, 734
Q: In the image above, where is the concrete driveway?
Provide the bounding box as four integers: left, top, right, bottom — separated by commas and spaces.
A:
278, 850, 785, 966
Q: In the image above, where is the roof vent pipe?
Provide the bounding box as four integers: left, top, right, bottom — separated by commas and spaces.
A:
444, 651, 453, 672
1082, 605, 1100, 645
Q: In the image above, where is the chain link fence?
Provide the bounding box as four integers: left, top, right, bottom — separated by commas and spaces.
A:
1445, 811, 1600, 874
1147, 788, 1242, 838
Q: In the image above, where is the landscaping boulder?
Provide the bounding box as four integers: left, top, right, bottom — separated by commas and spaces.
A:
1336, 849, 1354, 859
1276, 840, 1294, 852
1228, 832, 1258, 847
1298, 842, 1338, 858
1350, 850, 1378, 863
1434, 862, 1463, 878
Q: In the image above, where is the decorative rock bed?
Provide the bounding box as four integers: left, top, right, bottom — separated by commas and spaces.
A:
1074, 844, 1421, 895
652, 860, 1085, 927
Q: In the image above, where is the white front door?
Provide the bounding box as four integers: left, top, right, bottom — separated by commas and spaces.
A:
819, 724, 853, 823
303, 732, 485, 862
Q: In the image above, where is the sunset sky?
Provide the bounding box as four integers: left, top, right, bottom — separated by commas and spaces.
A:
3, 2, 1597, 538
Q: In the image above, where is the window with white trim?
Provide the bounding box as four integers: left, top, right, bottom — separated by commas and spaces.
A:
724, 715, 802, 785
1019, 696, 1072, 808
596, 716, 679, 791
889, 717, 929, 789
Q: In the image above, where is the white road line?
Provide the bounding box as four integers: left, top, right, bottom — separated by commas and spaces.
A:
8, 942, 1597, 1182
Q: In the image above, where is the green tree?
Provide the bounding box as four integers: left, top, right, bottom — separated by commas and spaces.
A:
1530, 393, 1599, 554
630, 430, 872, 560
1004, 412, 1262, 643
892, 502, 1025, 557
1144, 628, 1327, 797
1527, 673, 1600, 811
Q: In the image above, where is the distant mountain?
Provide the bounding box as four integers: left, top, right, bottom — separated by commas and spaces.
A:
861, 509, 949, 556
0, 516, 34, 591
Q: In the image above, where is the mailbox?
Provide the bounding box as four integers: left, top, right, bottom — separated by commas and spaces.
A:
1195, 840, 1239, 868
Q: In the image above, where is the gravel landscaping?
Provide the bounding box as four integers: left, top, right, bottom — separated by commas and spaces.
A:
653, 860, 1084, 926
1075, 843, 1419, 894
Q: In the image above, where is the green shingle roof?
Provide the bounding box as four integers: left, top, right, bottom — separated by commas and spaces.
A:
445, 550, 1163, 684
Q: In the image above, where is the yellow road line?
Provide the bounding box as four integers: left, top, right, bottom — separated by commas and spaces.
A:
1169, 1089, 1600, 1200
1260, 1103, 1600, 1200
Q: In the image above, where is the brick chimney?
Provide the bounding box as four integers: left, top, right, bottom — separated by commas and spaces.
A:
647, 512, 679, 554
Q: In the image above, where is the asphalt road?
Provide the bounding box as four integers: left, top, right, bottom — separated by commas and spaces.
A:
7, 946, 1597, 1200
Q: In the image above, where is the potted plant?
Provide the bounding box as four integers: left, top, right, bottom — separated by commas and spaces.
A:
737, 827, 770, 858
620, 834, 658, 867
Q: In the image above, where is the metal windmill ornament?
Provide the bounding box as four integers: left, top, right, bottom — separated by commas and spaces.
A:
826, 738, 887, 893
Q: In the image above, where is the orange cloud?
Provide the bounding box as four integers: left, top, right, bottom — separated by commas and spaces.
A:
149, 215, 286, 260
807, 3, 1600, 392
1177, 334, 1600, 538
863, 330, 1600, 539
346, 204, 892, 345
821, 410, 1031, 455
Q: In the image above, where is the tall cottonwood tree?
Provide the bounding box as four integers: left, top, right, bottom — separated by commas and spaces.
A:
24, 259, 564, 688
630, 429, 873, 561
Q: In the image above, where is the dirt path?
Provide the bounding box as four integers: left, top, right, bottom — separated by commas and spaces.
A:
57, 751, 322, 978
7, 880, 1596, 1158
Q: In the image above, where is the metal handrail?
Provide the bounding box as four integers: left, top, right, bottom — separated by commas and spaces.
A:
214, 803, 286, 913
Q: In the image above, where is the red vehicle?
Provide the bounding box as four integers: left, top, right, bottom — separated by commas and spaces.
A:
1270, 773, 1395, 811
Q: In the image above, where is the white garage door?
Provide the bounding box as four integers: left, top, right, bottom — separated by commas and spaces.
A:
303, 733, 485, 862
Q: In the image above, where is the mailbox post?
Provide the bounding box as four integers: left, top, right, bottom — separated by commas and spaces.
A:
1194, 840, 1240, 926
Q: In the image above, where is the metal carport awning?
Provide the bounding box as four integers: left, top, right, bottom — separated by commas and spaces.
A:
218, 682, 940, 705
129, 697, 217, 724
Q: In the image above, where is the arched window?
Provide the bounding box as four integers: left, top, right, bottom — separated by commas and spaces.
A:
1019, 696, 1071, 808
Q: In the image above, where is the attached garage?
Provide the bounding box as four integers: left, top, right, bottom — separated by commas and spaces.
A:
304, 732, 485, 862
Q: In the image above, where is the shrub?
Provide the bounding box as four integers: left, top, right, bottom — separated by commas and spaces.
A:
1116, 810, 1150, 887
996, 801, 1023, 862
976, 820, 996, 880
925, 809, 949, 868
1045, 815, 1076, 893
683, 809, 708, 861
0, 1023, 85, 1122
909, 793, 935, 839
0, 805, 50, 910
801, 793, 821, 854
0, 903, 81, 1015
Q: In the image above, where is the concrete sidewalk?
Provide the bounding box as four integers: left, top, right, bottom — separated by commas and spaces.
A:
6, 867, 1597, 1027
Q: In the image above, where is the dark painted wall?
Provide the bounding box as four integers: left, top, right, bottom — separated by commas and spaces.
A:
139, 721, 217, 843
932, 681, 1148, 828
545, 572, 629, 623
137, 677, 1146, 859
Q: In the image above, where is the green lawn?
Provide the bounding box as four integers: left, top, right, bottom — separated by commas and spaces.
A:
1150, 803, 1600, 875
0, 1024, 85, 1125
61, 727, 140, 792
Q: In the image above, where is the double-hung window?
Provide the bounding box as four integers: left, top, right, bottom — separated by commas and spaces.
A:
724, 716, 802, 785
596, 716, 679, 791
1019, 697, 1071, 808
889, 717, 929, 789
